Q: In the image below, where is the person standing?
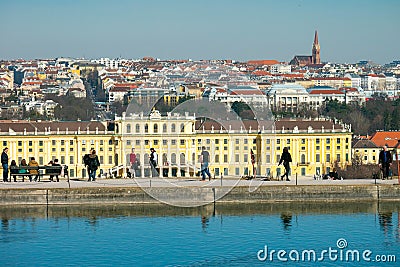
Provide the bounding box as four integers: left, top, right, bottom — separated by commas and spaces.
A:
1, 147, 9, 182
129, 147, 138, 178
87, 150, 100, 182
200, 146, 212, 181
278, 147, 292, 181
379, 145, 392, 180
149, 148, 158, 177
84, 148, 93, 179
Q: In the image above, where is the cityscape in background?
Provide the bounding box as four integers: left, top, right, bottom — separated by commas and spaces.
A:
0, 31, 399, 179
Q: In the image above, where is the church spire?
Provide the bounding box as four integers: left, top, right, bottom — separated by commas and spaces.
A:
314, 30, 319, 45
312, 30, 320, 64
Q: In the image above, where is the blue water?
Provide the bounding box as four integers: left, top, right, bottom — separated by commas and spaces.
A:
1, 203, 399, 266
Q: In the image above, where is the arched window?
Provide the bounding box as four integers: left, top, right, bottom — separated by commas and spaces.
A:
171, 153, 176, 164
180, 123, 185, 133
162, 153, 168, 165
144, 123, 149, 133
162, 123, 167, 133
171, 123, 176, 133
143, 153, 149, 165
135, 124, 140, 133
180, 153, 185, 164
126, 124, 131, 133
153, 123, 158, 133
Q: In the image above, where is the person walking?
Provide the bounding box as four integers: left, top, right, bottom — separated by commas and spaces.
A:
87, 149, 100, 182
1, 147, 9, 182
200, 146, 212, 181
149, 148, 158, 177
278, 147, 292, 181
28, 157, 39, 182
379, 144, 392, 180
250, 149, 256, 178
83, 148, 94, 178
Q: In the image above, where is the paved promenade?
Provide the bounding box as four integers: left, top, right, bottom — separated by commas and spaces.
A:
0, 176, 398, 189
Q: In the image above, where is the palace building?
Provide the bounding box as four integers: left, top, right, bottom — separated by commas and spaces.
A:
0, 110, 352, 179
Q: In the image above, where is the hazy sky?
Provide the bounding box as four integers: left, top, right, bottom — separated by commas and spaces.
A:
1, 0, 399, 64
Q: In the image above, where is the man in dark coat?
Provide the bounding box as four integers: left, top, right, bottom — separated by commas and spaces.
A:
379, 145, 392, 179
1, 147, 9, 182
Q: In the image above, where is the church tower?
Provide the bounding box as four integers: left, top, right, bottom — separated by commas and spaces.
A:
312, 30, 320, 64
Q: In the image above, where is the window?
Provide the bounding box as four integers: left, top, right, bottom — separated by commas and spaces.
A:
82, 140, 86, 145
235, 168, 240, 176
276, 139, 281, 144
316, 154, 320, 162
266, 154, 271, 163
326, 138, 331, 144
154, 140, 158, 145
39, 157, 43, 165
61, 156, 65, 164
2, 141, 7, 146
224, 139, 228, 145
337, 138, 340, 144
61, 140, 64, 146
108, 147, 112, 151
180, 123, 185, 133
326, 146, 330, 150
301, 154, 306, 164
316, 138, 320, 144
18, 141, 22, 146
18, 149, 22, 152
223, 154, 228, 163
337, 154, 341, 162
301, 146, 305, 150
171, 140, 176, 145
244, 154, 248, 162
163, 123, 167, 133
70, 156, 74, 164
244, 139, 248, 144
39, 141, 43, 146
135, 124, 140, 133
266, 139, 270, 144
301, 139, 306, 144
144, 123, 149, 133
100, 140, 104, 145
337, 146, 340, 150
154, 124, 158, 133
52, 148, 56, 152
206, 139, 210, 144
215, 155, 219, 163
136, 140, 140, 146
163, 140, 167, 145
235, 139, 240, 144
316, 146, 320, 150
171, 123, 176, 132
100, 156, 104, 164
127, 140, 131, 146
224, 146, 227, 151
180, 140, 185, 145
126, 124, 131, 133
326, 154, 331, 162
215, 139, 219, 145
109, 156, 113, 164
145, 140, 149, 145
235, 154, 239, 162
287, 139, 290, 144
29, 141, 33, 146
29, 148, 33, 153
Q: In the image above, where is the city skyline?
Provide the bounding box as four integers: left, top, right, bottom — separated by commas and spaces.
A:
0, 0, 399, 64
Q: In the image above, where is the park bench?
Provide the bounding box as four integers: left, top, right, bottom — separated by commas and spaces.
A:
9, 165, 69, 182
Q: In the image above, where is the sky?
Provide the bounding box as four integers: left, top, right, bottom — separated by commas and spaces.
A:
0, 0, 399, 64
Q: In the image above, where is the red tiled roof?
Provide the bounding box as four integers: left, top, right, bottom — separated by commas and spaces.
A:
247, 60, 279, 66
252, 70, 271, 76
309, 90, 344, 95
369, 131, 400, 148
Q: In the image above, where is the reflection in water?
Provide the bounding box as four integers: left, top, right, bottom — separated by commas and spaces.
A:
201, 216, 209, 232
1, 219, 9, 231
379, 212, 393, 236
280, 213, 292, 231
86, 216, 99, 227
